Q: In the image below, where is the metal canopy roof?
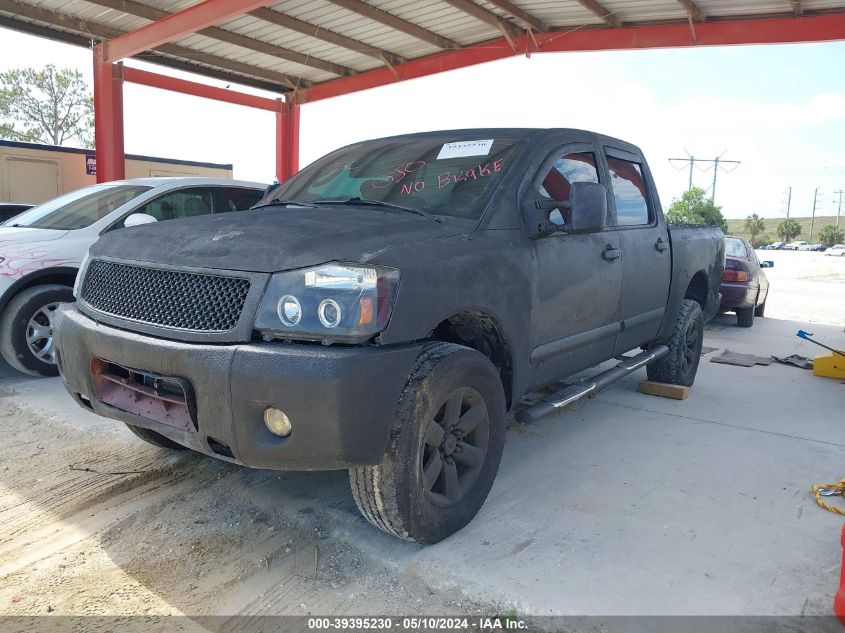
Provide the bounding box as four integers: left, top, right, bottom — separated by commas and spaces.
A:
1, 0, 845, 102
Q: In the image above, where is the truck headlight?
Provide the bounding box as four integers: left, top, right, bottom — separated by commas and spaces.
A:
255, 263, 400, 344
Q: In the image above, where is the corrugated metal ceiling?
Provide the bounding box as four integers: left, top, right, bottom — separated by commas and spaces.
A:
0, 0, 842, 95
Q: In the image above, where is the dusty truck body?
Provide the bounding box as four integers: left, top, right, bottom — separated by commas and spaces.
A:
55, 129, 724, 543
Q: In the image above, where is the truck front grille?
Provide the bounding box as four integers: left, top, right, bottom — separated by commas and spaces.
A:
81, 260, 250, 332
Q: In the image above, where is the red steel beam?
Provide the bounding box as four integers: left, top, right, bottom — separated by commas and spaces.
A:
122, 66, 278, 111
276, 100, 300, 183
93, 46, 125, 182
102, 0, 277, 63
296, 13, 845, 103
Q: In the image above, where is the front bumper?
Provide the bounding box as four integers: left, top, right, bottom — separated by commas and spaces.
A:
54, 304, 421, 470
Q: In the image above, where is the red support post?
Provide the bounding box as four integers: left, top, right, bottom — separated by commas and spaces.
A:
92, 46, 125, 183
275, 99, 300, 183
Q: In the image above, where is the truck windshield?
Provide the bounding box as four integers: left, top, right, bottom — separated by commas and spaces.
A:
3, 184, 152, 231
270, 136, 523, 220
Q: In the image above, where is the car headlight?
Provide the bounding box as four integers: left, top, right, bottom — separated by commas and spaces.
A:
254, 263, 400, 344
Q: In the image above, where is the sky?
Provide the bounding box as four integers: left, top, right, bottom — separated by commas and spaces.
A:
1, 27, 844, 221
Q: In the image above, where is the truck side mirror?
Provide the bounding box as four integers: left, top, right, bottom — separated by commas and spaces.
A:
523, 181, 608, 238
567, 182, 607, 234
761, 260, 774, 268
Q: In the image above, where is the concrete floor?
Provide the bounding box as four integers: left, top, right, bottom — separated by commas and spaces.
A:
1, 314, 843, 616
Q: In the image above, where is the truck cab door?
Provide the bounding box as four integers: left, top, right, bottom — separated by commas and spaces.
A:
603, 147, 672, 354
526, 144, 623, 387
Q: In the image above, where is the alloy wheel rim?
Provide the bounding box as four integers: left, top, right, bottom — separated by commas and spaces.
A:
420, 386, 489, 508
681, 318, 700, 375
26, 302, 60, 365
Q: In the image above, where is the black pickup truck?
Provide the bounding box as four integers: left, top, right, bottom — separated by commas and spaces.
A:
55, 129, 724, 543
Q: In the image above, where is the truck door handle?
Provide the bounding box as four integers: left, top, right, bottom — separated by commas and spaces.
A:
655, 237, 669, 252
602, 245, 621, 261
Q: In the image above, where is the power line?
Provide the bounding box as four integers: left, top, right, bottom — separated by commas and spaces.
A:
669, 151, 741, 205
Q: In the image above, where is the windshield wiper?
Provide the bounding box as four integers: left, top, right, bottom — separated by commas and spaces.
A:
313, 197, 441, 222
252, 199, 315, 209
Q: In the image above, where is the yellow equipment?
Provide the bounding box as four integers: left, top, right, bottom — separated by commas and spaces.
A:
814, 354, 845, 380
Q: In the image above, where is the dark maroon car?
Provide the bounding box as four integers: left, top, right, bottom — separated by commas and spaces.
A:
719, 236, 771, 327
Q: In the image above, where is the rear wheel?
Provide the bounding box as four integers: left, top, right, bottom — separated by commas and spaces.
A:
647, 299, 704, 387
125, 424, 188, 450
349, 342, 506, 544
0, 285, 74, 377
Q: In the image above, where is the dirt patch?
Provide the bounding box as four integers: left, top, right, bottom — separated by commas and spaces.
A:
0, 389, 496, 617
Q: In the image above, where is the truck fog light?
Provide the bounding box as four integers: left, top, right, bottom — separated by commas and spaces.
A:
318, 298, 342, 328
277, 295, 302, 326
264, 407, 292, 437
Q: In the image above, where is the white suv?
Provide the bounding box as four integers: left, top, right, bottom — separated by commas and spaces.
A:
0, 177, 265, 376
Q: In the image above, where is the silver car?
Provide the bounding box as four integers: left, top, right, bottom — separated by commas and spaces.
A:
0, 178, 265, 376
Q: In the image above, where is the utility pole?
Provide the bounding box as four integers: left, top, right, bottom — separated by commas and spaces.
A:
668, 152, 741, 205
669, 153, 695, 190
810, 187, 821, 242
786, 186, 792, 219
835, 189, 843, 228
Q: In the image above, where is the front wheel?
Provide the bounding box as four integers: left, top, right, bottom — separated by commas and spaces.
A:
0, 285, 74, 377
647, 298, 704, 387
349, 342, 506, 544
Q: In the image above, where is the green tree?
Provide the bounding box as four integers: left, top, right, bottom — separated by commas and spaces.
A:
743, 213, 766, 246
817, 225, 845, 247
666, 187, 728, 233
0, 65, 93, 147
776, 218, 802, 243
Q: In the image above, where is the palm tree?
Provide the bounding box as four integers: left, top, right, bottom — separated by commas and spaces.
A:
744, 213, 766, 246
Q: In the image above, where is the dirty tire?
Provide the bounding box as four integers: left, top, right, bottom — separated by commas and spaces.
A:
737, 306, 755, 328
646, 298, 704, 387
0, 284, 74, 377
349, 342, 506, 544
754, 301, 766, 318
125, 424, 188, 450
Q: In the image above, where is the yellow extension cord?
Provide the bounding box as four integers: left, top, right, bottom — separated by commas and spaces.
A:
812, 478, 845, 516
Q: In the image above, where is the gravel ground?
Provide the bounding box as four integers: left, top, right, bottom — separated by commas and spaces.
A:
0, 252, 841, 624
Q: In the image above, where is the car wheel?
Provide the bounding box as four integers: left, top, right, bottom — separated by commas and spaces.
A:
0, 285, 75, 377
737, 306, 755, 327
349, 342, 506, 544
754, 301, 766, 318
646, 298, 704, 387
125, 424, 189, 450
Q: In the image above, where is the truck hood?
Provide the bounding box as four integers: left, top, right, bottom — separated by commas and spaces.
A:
90, 207, 467, 273
0, 227, 69, 245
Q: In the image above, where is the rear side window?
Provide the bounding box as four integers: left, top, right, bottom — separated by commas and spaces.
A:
607, 156, 650, 226
539, 152, 599, 226
725, 237, 749, 258
223, 187, 263, 212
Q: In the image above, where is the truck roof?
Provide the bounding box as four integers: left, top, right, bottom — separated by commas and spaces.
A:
344, 128, 643, 155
